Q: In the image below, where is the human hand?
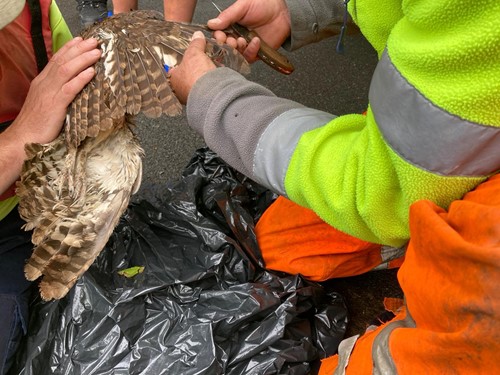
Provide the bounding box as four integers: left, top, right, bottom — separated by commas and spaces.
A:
208, 0, 291, 63
0, 37, 101, 194
10, 36, 101, 145
169, 31, 216, 105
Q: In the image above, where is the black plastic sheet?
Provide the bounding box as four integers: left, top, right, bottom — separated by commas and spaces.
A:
12, 148, 347, 375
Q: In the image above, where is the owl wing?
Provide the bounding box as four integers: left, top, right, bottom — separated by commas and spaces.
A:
66, 10, 250, 149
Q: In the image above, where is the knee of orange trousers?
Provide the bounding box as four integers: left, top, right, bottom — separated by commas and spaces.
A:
392, 175, 500, 374
255, 196, 384, 281
318, 174, 500, 374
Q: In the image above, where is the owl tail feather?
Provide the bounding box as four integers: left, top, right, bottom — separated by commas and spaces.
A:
25, 189, 131, 301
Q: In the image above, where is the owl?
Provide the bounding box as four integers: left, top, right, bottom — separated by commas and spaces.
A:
15, 10, 250, 301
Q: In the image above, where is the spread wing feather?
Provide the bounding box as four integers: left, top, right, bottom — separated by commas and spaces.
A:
67, 10, 249, 148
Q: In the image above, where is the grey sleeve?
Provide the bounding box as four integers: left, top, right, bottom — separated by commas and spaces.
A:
284, 0, 348, 50
186, 68, 305, 180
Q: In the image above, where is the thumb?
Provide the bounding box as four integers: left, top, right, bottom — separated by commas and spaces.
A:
189, 31, 206, 50
207, 1, 248, 30
191, 30, 206, 42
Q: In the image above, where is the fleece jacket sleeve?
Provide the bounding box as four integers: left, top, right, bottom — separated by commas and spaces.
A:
187, 0, 499, 247
284, 0, 499, 246
186, 68, 306, 180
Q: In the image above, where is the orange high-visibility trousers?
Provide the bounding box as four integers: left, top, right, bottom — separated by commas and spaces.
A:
255, 196, 404, 280
319, 174, 500, 374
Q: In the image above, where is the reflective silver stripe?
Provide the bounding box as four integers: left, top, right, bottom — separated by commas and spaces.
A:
372, 244, 407, 271
333, 305, 416, 375
253, 108, 335, 195
372, 304, 416, 375
370, 50, 500, 177
333, 335, 360, 375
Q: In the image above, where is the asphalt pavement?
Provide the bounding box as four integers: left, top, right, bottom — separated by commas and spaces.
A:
58, 0, 402, 337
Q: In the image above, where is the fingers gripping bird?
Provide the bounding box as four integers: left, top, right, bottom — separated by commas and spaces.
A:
15, 10, 250, 301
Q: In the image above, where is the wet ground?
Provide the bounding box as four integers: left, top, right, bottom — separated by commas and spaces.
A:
59, 0, 403, 339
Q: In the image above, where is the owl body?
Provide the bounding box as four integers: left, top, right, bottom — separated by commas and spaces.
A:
16, 10, 250, 300
18, 118, 143, 300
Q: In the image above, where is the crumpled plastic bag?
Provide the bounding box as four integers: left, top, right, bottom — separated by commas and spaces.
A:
12, 148, 347, 375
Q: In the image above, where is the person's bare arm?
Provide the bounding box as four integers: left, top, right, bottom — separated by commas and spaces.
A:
112, 0, 197, 22
163, 0, 197, 22
0, 37, 101, 194
112, 0, 138, 14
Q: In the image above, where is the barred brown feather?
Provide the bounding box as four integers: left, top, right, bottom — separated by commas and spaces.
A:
16, 10, 250, 301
